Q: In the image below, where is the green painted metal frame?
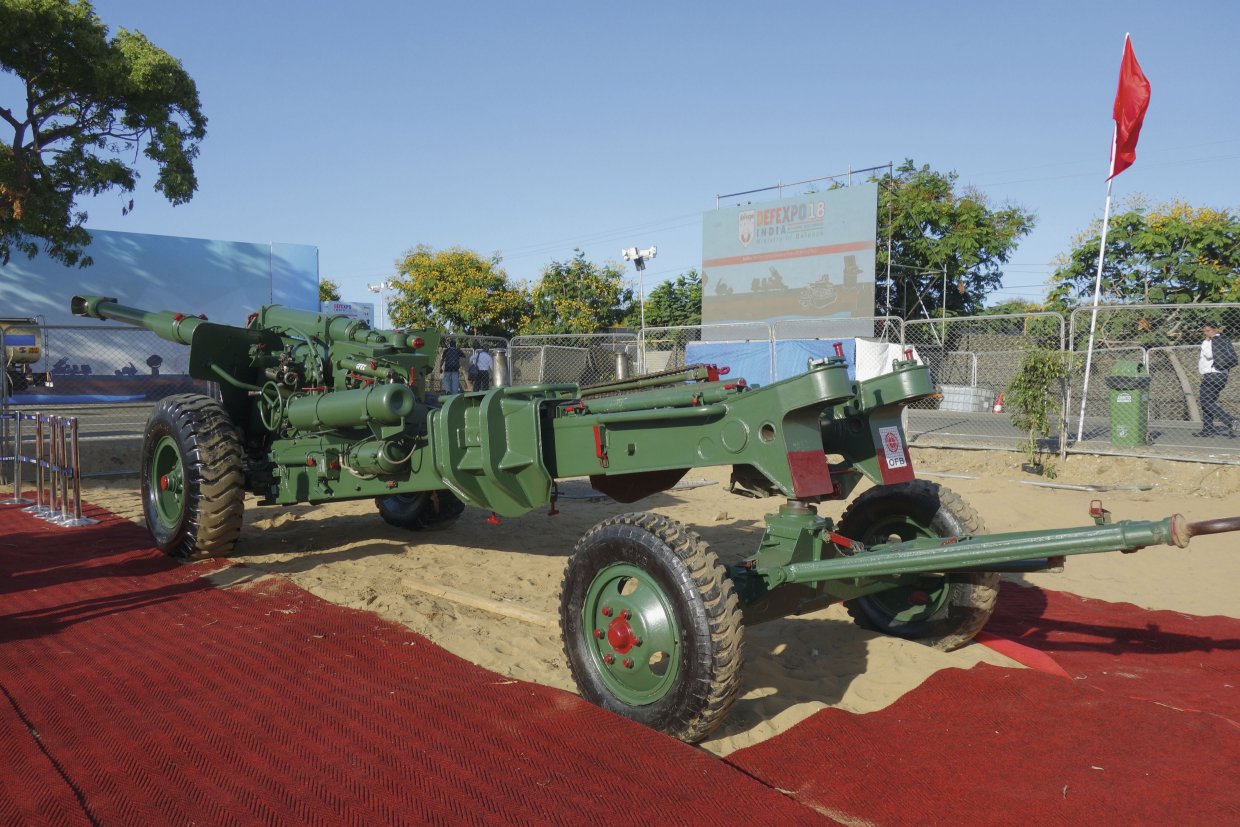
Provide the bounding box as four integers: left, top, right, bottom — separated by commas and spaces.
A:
71, 294, 1231, 617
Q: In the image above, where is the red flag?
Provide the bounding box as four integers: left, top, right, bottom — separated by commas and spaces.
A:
1109, 34, 1151, 179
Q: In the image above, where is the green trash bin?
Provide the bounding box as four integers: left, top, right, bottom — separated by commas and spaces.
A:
1104, 360, 1150, 447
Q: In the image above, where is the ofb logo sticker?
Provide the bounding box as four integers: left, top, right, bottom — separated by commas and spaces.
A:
737, 210, 755, 247
879, 425, 907, 469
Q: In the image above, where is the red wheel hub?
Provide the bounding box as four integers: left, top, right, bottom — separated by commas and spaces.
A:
160, 475, 170, 491
606, 616, 637, 654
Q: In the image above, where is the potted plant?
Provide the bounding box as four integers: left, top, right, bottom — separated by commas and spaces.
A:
1006, 347, 1072, 477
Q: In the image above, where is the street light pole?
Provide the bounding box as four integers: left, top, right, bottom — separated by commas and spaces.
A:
367, 279, 392, 329
621, 246, 657, 331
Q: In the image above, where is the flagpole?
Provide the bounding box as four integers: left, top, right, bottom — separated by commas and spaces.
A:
1074, 125, 1119, 443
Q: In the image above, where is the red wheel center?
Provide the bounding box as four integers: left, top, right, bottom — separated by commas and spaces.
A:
160, 475, 170, 491
606, 617, 636, 654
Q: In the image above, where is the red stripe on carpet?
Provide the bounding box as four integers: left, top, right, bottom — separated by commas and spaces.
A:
728, 581, 1240, 824
729, 664, 1240, 825
974, 631, 1072, 678
985, 581, 1240, 721
0, 502, 826, 826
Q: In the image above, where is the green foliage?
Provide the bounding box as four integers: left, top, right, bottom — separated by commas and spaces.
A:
976, 300, 1062, 349
390, 245, 527, 337
318, 279, 341, 303
1048, 199, 1240, 310
523, 249, 632, 334
0, 0, 207, 267
631, 269, 702, 329
1006, 347, 1072, 473
873, 160, 1036, 320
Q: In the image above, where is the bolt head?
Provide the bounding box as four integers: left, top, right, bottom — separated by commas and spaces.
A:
593, 628, 602, 639
601, 606, 612, 617
622, 659, 633, 669
603, 654, 615, 665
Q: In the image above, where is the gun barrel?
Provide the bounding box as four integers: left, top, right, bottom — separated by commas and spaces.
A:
773, 512, 1239, 586
71, 295, 204, 346
1187, 515, 1240, 538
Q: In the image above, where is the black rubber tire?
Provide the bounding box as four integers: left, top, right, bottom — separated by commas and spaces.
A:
838, 480, 998, 651
375, 490, 465, 531
559, 512, 744, 743
141, 393, 245, 559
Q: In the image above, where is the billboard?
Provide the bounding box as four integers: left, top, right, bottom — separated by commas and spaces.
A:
321, 301, 375, 326
0, 229, 318, 399
701, 184, 878, 333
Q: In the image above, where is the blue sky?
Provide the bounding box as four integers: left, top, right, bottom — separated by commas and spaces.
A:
26, 0, 1240, 308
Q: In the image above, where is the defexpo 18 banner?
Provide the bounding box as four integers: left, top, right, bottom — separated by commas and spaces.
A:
701, 184, 878, 334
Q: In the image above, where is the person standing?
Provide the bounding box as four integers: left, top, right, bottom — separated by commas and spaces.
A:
1196, 323, 1237, 437
468, 348, 493, 391
439, 342, 463, 395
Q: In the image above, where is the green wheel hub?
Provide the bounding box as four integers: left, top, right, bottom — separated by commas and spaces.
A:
581, 563, 681, 706
149, 435, 186, 530
859, 513, 951, 623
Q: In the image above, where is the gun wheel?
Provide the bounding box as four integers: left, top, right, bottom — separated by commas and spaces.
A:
142, 394, 245, 559
839, 480, 998, 651
559, 512, 744, 743
375, 490, 465, 531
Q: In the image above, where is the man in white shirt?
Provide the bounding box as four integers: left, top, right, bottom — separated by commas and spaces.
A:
1196, 323, 1236, 438
468, 348, 493, 390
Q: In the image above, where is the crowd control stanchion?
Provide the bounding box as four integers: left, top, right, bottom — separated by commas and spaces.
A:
2, 411, 34, 505
22, 414, 51, 518
55, 417, 96, 527
15, 412, 96, 527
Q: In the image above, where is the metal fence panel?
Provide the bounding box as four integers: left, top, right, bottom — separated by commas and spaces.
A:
772, 317, 905, 381
901, 314, 1067, 452
427, 334, 508, 393
508, 333, 639, 387
1068, 303, 1240, 456
638, 323, 773, 383
8, 304, 1238, 475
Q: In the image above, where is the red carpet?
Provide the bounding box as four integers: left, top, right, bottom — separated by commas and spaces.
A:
729, 582, 1240, 825
983, 582, 1240, 723
7, 499, 1240, 826
0, 500, 824, 826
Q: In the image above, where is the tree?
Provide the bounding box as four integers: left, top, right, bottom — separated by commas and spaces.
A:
318, 279, 341, 303
631, 269, 701, 328
389, 245, 526, 337
874, 160, 1036, 320
1006, 347, 1073, 477
0, 0, 207, 267
1048, 199, 1240, 308
523, 249, 632, 334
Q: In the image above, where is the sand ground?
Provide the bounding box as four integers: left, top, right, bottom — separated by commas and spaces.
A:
80, 448, 1240, 756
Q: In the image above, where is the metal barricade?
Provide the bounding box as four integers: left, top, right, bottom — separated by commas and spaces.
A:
0, 411, 98, 527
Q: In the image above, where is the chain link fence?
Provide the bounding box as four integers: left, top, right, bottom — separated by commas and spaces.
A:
508, 333, 639, 387
6, 303, 1239, 476
900, 313, 1066, 451
638, 323, 773, 383
426, 334, 509, 394
1067, 303, 1240, 455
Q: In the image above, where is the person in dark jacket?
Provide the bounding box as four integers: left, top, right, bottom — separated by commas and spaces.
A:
1196, 323, 1236, 437
439, 343, 463, 394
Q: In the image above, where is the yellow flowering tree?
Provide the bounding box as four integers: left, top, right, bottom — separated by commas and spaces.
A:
1049, 199, 1240, 307
523, 249, 632, 334
389, 245, 527, 337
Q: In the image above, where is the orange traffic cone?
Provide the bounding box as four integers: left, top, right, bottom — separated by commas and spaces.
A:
992, 393, 1004, 414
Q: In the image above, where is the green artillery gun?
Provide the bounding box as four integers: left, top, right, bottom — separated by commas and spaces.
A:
72, 295, 1240, 743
